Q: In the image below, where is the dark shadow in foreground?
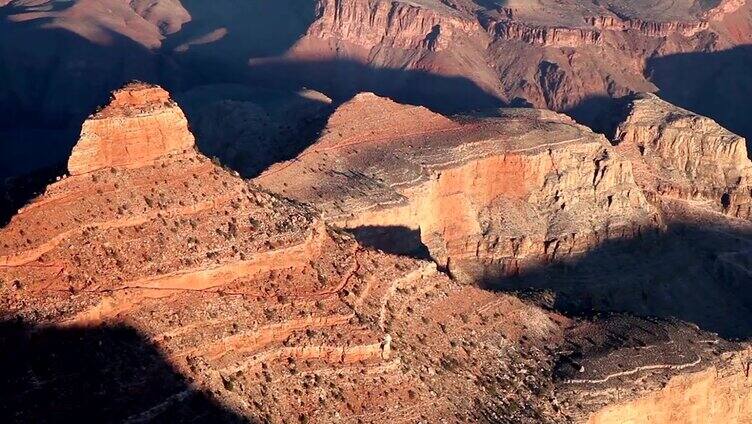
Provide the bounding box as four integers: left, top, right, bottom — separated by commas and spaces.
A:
351, 225, 432, 261
479, 221, 752, 340
0, 320, 249, 423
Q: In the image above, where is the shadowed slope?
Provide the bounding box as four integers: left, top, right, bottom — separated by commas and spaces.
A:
0, 321, 246, 423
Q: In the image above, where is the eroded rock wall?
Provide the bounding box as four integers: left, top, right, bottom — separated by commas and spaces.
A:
68, 83, 195, 175
308, 0, 480, 51
614, 93, 752, 219
255, 94, 659, 282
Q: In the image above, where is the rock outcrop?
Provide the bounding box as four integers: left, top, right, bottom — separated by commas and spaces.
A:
585, 15, 709, 37
613, 93, 752, 219
307, 0, 480, 52
255, 93, 660, 282
0, 84, 571, 422
68, 83, 195, 175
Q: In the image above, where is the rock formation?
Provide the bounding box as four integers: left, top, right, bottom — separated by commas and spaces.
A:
68, 83, 196, 175
0, 83, 568, 422
5, 0, 752, 196
586, 355, 752, 423
2, 83, 752, 423
614, 93, 752, 219
307, 0, 480, 52
255, 93, 660, 282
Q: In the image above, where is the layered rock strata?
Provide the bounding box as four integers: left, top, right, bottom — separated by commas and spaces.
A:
0, 84, 570, 422
1, 83, 750, 423
613, 93, 752, 219
68, 82, 195, 175
255, 93, 660, 282
308, 0, 480, 52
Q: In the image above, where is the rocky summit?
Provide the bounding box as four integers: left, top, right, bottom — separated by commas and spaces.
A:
613, 93, 752, 219
68, 83, 196, 175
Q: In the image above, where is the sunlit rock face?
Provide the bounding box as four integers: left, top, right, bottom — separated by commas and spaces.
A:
68, 83, 195, 175
614, 93, 752, 219
255, 93, 660, 282
2, 82, 752, 423
3, 0, 752, 187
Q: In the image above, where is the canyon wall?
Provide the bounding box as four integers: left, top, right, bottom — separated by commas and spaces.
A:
307, 0, 480, 51
614, 93, 752, 219
255, 94, 659, 282
0, 83, 574, 422
2, 82, 752, 422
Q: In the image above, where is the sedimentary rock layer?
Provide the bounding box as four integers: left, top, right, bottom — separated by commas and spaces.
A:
255, 93, 660, 281
2, 82, 750, 423
68, 83, 196, 175
614, 93, 752, 219
308, 0, 479, 51
0, 84, 570, 422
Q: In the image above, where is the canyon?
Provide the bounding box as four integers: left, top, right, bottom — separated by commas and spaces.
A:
2, 0, 752, 422
0, 84, 561, 422
4, 0, 752, 193
2, 83, 751, 423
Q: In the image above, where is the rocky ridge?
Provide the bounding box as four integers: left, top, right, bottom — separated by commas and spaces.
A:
614, 93, 752, 219
4, 0, 752, 193
0, 84, 570, 422
255, 93, 660, 282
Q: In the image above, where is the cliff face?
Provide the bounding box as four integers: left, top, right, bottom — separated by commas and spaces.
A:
68, 83, 195, 175
307, 0, 479, 52
614, 93, 752, 219
487, 20, 602, 47
291, 0, 750, 127
554, 316, 751, 424
2, 82, 751, 422
4, 0, 752, 189
586, 16, 709, 37
486, 16, 707, 48
255, 94, 659, 282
